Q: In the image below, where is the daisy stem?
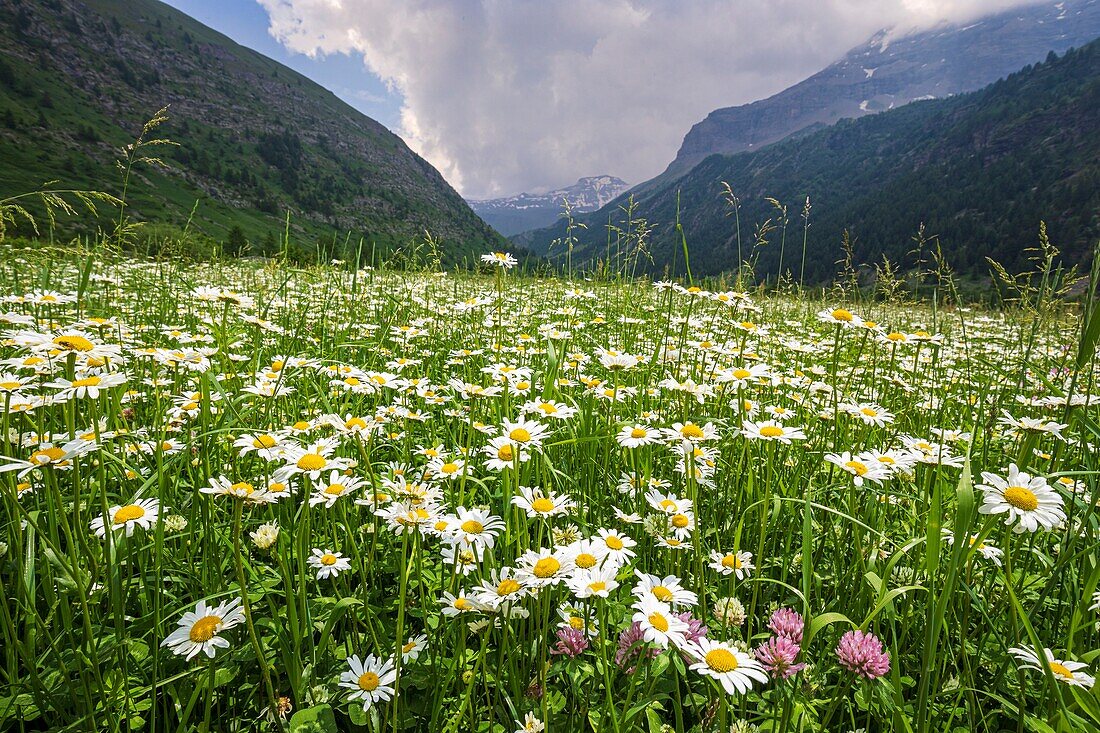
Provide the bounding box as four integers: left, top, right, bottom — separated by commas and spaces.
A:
201, 655, 216, 733
231, 500, 278, 718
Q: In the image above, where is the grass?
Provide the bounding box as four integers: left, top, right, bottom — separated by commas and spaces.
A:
0, 223, 1097, 733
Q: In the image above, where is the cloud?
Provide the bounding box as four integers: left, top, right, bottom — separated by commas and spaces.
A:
258, 0, 1037, 198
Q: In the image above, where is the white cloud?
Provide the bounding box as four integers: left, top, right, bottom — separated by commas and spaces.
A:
258, 0, 1037, 198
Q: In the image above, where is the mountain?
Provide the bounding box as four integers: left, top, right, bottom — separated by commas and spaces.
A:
469, 176, 630, 236
516, 40, 1100, 282
0, 0, 503, 259
656, 0, 1100, 185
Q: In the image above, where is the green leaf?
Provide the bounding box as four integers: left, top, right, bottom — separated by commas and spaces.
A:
316, 597, 364, 659
289, 704, 338, 733
862, 585, 926, 627
804, 612, 855, 648
646, 706, 665, 733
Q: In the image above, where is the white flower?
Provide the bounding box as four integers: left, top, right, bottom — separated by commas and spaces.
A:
566, 566, 619, 599
1009, 646, 1094, 688
685, 638, 769, 694
89, 497, 159, 538
616, 424, 661, 448
514, 712, 545, 733
740, 420, 806, 443
631, 596, 689, 649
339, 654, 397, 710
308, 549, 351, 579
977, 464, 1065, 533
250, 521, 280, 550
632, 571, 697, 607
401, 634, 427, 663
709, 550, 755, 579
45, 372, 127, 400
481, 251, 518, 268
825, 452, 890, 486
161, 597, 244, 660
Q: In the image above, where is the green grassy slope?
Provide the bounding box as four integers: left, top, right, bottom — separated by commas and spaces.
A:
0, 0, 505, 260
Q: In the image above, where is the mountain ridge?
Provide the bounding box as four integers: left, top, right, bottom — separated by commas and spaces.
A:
650, 0, 1100, 189
469, 175, 630, 236
515, 40, 1100, 282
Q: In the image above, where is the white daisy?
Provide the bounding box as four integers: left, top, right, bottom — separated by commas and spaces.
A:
339, 654, 398, 710
686, 638, 769, 694
89, 497, 160, 538
1009, 646, 1094, 688
308, 549, 352, 580
161, 597, 244, 660
632, 597, 689, 649
977, 464, 1065, 533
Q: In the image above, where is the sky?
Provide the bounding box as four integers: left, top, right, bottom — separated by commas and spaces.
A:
166, 0, 1038, 200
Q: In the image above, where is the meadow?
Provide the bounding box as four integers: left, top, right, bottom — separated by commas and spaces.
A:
0, 232, 1099, 733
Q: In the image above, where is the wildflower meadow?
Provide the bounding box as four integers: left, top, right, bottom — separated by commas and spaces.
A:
1, 235, 1099, 733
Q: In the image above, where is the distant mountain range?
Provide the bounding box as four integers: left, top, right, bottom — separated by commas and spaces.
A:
516, 38, 1100, 281
654, 0, 1100, 186
0, 0, 503, 259
469, 176, 630, 236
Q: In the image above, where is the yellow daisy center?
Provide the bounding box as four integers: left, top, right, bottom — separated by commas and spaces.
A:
113, 504, 146, 524
533, 557, 560, 578
509, 428, 531, 442
1004, 486, 1039, 512
721, 554, 742, 570
325, 483, 346, 495
460, 520, 484, 534
71, 376, 101, 388
30, 446, 66, 464
671, 514, 690, 528
705, 648, 739, 673
497, 445, 514, 461
831, 309, 854, 322
1050, 662, 1073, 679
648, 613, 670, 633
588, 581, 607, 593
681, 424, 704, 439
531, 497, 554, 513
189, 615, 222, 643
441, 462, 459, 474
845, 460, 868, 476
297, 454, 327, 471
53, 335, 94, 351
652, 586, 674, 602
357, 672, 380, 691
320, 553, 338, 566
497, 578, 522, 596
630, 428, 647, 439
575, 553, 597, 569
759, 426, 784, 438
230, 482, 254, 494
253, 435, 277, 449
604, 536, 624, 551
539, 402, 557, 413
732, 369, 751, 380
